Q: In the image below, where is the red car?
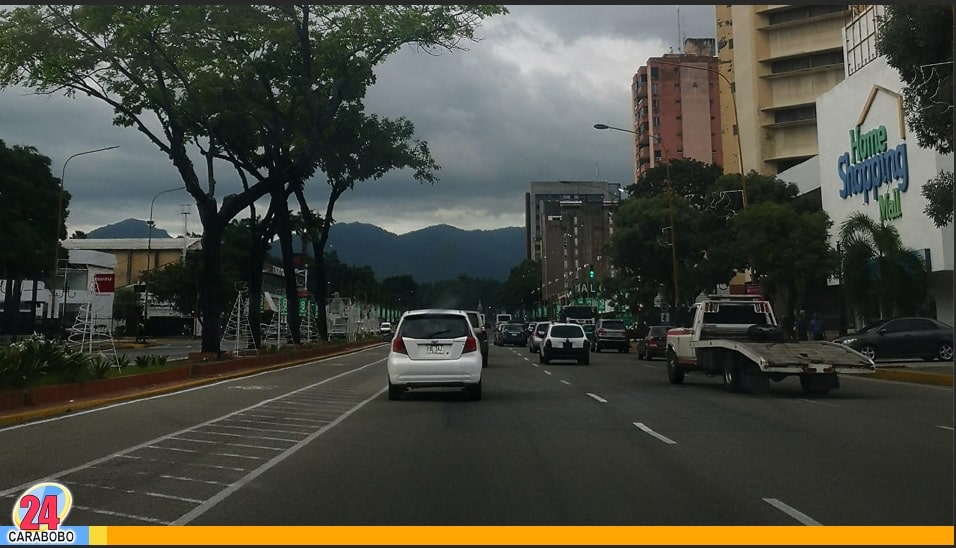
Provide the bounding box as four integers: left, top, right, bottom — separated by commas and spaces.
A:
636, 325, 669, 360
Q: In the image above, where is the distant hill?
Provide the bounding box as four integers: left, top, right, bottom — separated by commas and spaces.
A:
86, 218, 171, 239
84, 219, 526, 282
324, 223, 526, 282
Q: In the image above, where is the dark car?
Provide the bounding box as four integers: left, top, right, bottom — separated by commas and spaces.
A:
498, 323, 528, 346
464, 310, 489, 368
636, 325, 670, 360
593, 318, 629, 353
832, 317, 953, 362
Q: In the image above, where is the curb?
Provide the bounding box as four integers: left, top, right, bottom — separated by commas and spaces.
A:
872, 368, 953, 387
0, 342, 387, 429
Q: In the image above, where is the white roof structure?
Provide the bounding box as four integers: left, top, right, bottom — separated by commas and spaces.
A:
61, 237, 203, 252
66, 249, 116, 269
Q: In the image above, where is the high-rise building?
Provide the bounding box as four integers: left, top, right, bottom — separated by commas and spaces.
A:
524, 180, 622, 262
631, 39, 724, 181
715, 5, 852, 175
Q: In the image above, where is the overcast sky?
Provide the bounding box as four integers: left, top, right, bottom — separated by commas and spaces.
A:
0, 5, 716, 237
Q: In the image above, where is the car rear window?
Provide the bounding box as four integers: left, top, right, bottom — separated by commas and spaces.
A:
399, 314, 470, 339
649, 326, 668, 337
551, 325, 584, 338
601, 321, 625, 330
504, 323, 524, 331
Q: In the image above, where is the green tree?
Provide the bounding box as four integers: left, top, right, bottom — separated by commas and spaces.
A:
496, 259, 540, 315
0, 140, 64, 335
731, 202, 837, 319
112, 286, 142, 336
838, 212, 928, 323
876, 5, 953, 154
921, 170, 954, 228
0, 5, 506, 352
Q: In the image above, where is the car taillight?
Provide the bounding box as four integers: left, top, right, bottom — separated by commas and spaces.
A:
544, 339, 552, 348
598, 328, 605, 335
391, 336, 407, 355
463, 335, 478, 353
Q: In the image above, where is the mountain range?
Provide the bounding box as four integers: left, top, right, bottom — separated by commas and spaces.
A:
84, 219, 526, 282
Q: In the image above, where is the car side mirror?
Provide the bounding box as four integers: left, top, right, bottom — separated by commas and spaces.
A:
877, 328, 887, 335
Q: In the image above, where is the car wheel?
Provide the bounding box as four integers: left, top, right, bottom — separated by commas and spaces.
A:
482, 354, 488, 368
540, 350, 550, 365
666, 351, 684, 384
723, 359, 744, 393
388, 380, 403, 401
859, 345, 877, 361
938, 342, 953, 361
467, 380, 482, 401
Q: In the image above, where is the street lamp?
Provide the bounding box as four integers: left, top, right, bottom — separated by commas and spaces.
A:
51, 145, 120, 331
646, 59, 748, 207
143, 185, 185, 341
594, 124, 680, 306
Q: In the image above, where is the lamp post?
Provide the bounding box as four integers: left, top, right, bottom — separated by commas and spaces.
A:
143, 186, 185, 341
594, 124, 680, 307
51, 145, 120, 332
646, 59, 747, 207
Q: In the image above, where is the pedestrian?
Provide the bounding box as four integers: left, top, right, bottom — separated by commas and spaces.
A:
781, 313, 795, 341
795, 309, 809, 341
809, 312, 825, 341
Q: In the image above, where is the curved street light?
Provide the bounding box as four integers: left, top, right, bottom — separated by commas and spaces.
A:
645, 58, 748, 207
143, 185, 186, 341
51, 145, 120, 331
594, 123, 680, 307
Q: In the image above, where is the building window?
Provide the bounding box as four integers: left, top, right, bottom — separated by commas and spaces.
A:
770, 51, 844, 74
773, 104, 817, 123
768, 5, 846, 26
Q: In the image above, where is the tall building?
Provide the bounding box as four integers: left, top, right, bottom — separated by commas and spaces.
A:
715, 4, 852, 175
773, 5, 954, 326
525, 180, 622, 261
538, 199, 615, 312
630, 39, 724, 181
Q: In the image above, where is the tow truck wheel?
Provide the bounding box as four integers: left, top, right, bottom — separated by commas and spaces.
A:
723, 359, 744, 393
666, 351, 684, 384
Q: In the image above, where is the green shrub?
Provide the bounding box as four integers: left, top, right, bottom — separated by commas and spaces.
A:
134, 355, 151, 369
88, 355, 115, 379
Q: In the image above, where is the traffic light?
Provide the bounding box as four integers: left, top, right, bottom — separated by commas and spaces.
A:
589, 269, 595, 279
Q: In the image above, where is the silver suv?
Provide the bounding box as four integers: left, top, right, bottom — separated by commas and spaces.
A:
594, 318, 629, 353
464, 310, 489, 368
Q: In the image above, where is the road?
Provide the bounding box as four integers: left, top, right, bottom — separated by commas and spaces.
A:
0, 343, 951, 528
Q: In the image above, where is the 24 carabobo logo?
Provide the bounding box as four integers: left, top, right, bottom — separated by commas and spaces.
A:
12, 482, 72, 531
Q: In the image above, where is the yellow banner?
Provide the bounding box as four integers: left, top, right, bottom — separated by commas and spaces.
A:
101, 526, 956, 545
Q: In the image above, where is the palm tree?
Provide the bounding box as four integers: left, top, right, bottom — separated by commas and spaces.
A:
838, 212, 928, 323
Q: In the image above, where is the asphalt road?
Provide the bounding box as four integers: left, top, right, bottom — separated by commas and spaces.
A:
0, 343, 951, 527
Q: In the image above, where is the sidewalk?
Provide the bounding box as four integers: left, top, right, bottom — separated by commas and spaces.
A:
871, 359, 953, 386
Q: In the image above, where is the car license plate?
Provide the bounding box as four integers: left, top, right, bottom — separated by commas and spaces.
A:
427, 345, 444, 354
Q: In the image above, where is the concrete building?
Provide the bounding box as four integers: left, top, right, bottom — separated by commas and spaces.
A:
61, 237, 202, 288
538, 199, 615, 313
631, 40, 724, 180
774, 5, 954, 327
715, 4, 852, 175
525, 180, 622, 262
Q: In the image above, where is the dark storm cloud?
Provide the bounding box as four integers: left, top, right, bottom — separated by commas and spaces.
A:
0, 5, 716, 236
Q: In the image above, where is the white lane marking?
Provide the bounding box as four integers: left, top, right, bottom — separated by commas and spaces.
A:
172, 386, 386, 525
212, 452, 265, 460
763, 498, 822, 526
543, 370, 552, 376
72, 505, 168, 524
0, 357, 383, 497
0, 349, 385, 433
560, 380, 571, 385
67, 482, 204, 504
797, 398, 838, 407
632, 422, 677, 445
532, 363, 539, 367
586, 393, 607, 403
938, 425, 954, 431
192, 430, 299, 443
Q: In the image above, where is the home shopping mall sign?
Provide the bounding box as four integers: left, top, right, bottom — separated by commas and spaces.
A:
836, 86, 909, 222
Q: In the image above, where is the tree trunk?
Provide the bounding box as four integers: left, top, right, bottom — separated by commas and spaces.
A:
199, 223, 224, 353
247, 223, 266, 349
272, 189, 301, 344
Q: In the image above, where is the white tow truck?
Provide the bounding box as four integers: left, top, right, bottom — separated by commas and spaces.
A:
665, 295, 876, 395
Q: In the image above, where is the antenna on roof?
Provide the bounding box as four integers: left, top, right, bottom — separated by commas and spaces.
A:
677, 5, 683, 53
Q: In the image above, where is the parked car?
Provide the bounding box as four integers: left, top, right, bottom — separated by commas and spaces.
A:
539, 322, 590, 365
386, 309, 483, 400
498, 322, 527, 346
832, 317, 953, 362
636, 325, 670, 360
379, 321, 392, 337
464, 310, 489, 368
528, 321, 550, 353
593, 318, 630, 353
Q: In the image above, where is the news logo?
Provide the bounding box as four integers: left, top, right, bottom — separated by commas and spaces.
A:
4, 482, 88, 545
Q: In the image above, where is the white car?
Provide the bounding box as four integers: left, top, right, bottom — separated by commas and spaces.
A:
379, 321, 392, 337
539, 322, 590, 365
386, 309, 483, 401
528, 321, 550, 353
